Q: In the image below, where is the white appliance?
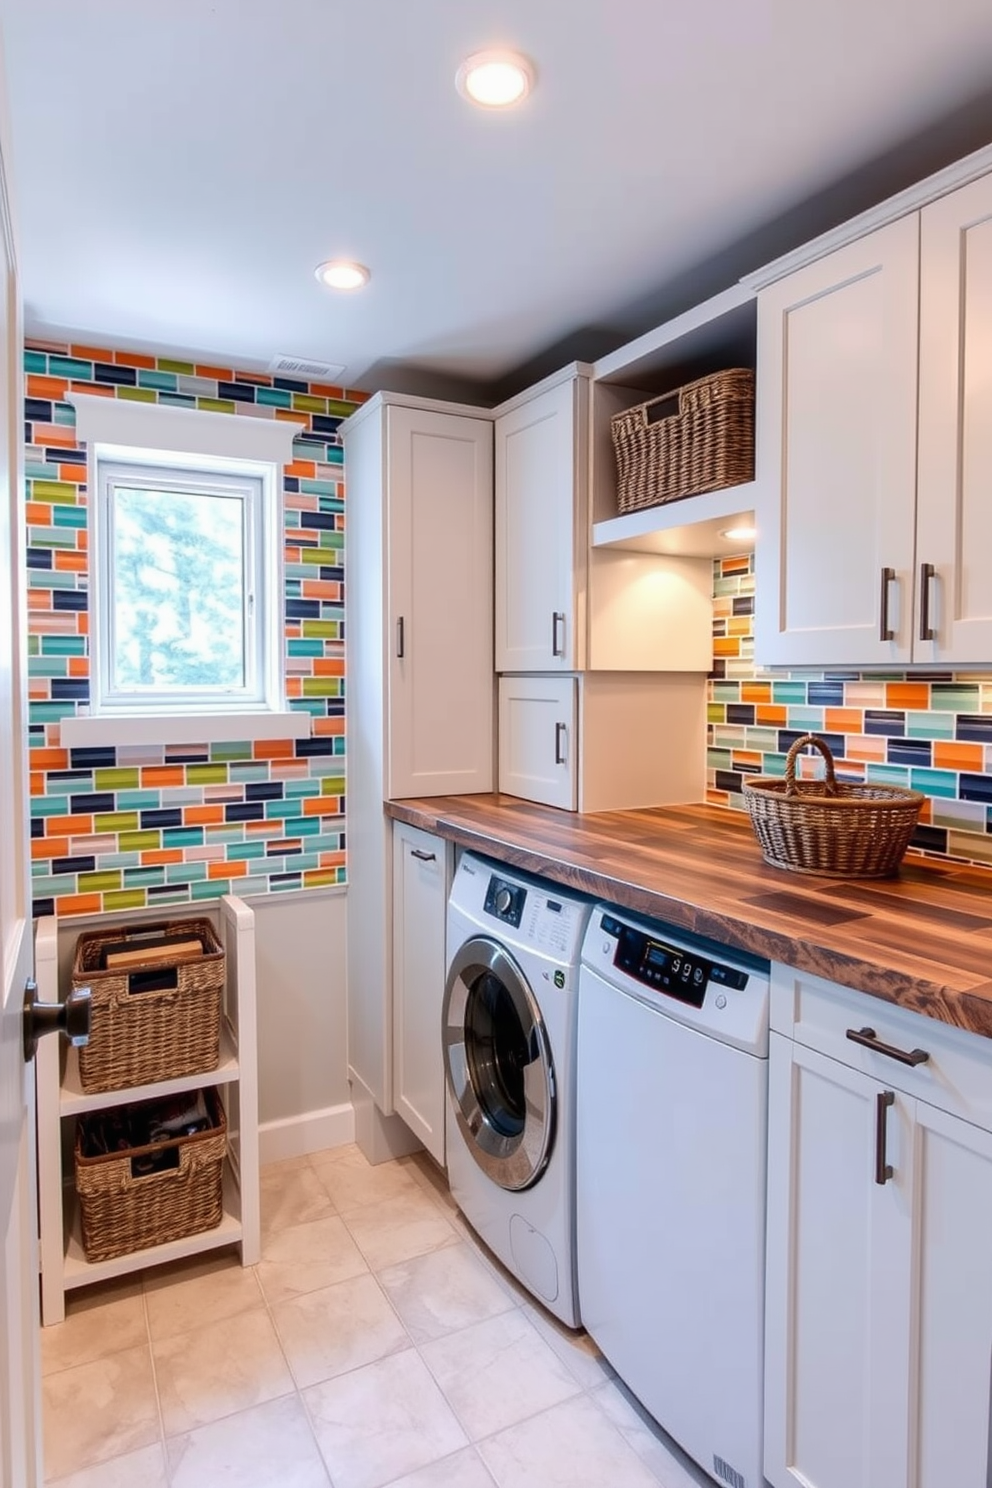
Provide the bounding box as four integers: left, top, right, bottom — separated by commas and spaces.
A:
577, 903, 770, 1488
443, 852, 591, 1327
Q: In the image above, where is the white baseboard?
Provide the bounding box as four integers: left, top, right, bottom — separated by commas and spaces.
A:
258, 1102, 356, 1166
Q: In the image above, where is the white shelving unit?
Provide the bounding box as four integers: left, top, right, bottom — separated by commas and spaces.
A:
35, 895, 260, 1325
591, 480, 757, 557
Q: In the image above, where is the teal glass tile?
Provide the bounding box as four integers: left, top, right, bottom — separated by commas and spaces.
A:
760, 754, 788, 777
866, 763, 911, 787
29, 797, 69, 817
263, 799, 298, 819
42, 774, 92, 796
122, 867, 167, 888
910, 768, 958, 798
285, 780, 321, 798
210, 742, 253, 762
28, 658, 68, 679
28, 529, 78, 550
228, 841, 267, 861
324, 445, 343, 466
317, 494, 344, 514
192, 879, 228, 900
311, 831, 345, 852
52, 506, 87, 529
784, 707, 824, 732
52, 403, 76, 427
711, 683, 741, 703
98, 853, 142, 869
289, 640, 324, 657
906, 711, 955, 739
257, 386, 292, 408
29, 570, 78, 591
29, 702, 76, 724
930, 685, 981, 711
30, 873, 78, 896
25, 460, 62, 480
24, 350, 48, 374
300, 479, 338, 497
281, 816, 320, 837
48, 356, 94, 380
162, 828, 205, 848
115, 791, 162, 810
772, 682, 807, 704
166, 862, 208, 884
137, 369, 179, 392
293, 699, 326, 718
41, 636, 87, 656
228, 763, 269, 783
203, 826, 245, 845
157, 392, 197, 409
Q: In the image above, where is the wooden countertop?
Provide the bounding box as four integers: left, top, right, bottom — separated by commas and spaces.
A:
386, 794, 992, 1040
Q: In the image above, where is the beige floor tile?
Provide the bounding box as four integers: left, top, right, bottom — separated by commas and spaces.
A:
41, 1344, 160, 1482
311, 1146, 420, 1213
272, 1272, 409, 1389
153, 1306, 294, 1436
256, 1214, 368, 1305
521, 1299, 615, 1389
420, 1310, 580, 1441
304, 1348, 466, 1488
41, 1276, 146, 1377
341, 1189, 460, 1271
261, 1160, 338, 1237
478, 1395, 660, 1488
167, 1394, 331, 1488
383, 1447, 496, 1488
377, 1241, 516, 1343
590, 1380, 711, 1488
399, 1153, 460, 1215
46, 1442, 169, 1488
142, 1248, 262, 1342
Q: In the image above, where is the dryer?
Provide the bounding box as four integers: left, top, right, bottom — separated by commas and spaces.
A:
442, 852, 591, 1327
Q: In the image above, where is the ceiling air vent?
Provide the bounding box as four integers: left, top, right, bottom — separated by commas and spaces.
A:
268, 354, 345, 380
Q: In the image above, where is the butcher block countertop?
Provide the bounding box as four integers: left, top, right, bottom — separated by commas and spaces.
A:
386, 794, 992, 1040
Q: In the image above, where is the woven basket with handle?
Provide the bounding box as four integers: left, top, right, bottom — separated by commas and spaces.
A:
742, 734, 924, 878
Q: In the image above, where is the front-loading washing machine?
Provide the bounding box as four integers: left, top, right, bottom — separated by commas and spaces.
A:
442, 851, 591, 1327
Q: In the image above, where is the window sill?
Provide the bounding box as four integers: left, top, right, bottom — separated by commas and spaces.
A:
58, 711, 312, 748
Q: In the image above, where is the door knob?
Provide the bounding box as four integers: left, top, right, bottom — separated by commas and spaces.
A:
23, 980, 91, 1062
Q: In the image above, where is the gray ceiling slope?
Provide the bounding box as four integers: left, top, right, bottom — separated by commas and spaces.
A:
4, 0, 992, 401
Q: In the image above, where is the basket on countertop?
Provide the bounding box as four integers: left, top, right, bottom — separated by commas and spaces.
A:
742, 734, 925, 878
610, 367, 754, 514
71, 918, 224, 1094
74, 1087, 226, 1262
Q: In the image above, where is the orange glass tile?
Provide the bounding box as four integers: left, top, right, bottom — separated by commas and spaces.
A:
27, 502, 55, 524
184, 805, 225, 825
209, 859, 247, 879
140, 766, 186, 787
286, 460, 316, 479
194, 363, 234, 382
276, 408, 306, 423
755, 705, 787, 726
933, 741, 984, 771
301, 581, 341, 601
919, 798, 933, 824
71, 380, 113, 397
721, 555, 751, 576
27, 591, 51, 610
302, 796, 336, 816
70, 343, 115, 362
310, 383, 345, 399
284, 494, 320, 511
27, 375, 68, 401
731, 751, 763, 769
286, 677, 303, 697
113, 350, 157, 369
713, 637, 740, 658
56, 893, 103, 916
313, 658, 345, 677
31, 837, 68, 860
59, 465, 87, 484
31, 747, 69, 770
741, 682, 771, 703
30, 423, 77, 448
30, 773, 45, 796
825, 708, 864, 733
318, 851, 346, 868
285, 547, 302, 564
53, 551, 88, 572
77, 613, 89, 636
142, 849, 184, 865
845, 736, 887, 763
59, 815, 95, 836
68, 657, 88, 677
77, 528, 88, 549
252, 739, 295, 760
886, 682, 929, 709
312, 717, 344, 736
729, 617, 752, 637
304, 868, 340, 888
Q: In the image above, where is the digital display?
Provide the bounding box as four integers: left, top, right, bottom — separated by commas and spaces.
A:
646, 945, 668, 970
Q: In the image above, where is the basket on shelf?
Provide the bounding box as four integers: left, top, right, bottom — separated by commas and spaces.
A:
610, 367, 754, 515
742, 734, 925, 879
74, 1086, 226, 1262
71, 918, 224, 1094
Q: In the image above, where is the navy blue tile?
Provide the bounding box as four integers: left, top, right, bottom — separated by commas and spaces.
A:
267, 843, 303, 856
807, 683, 845, 706
25, 398, 52, 421
914, 672, 954, 684
147, 884, 183, 899
30, 817, 43, 839
864, 710, 906, 737
51, 679, 89, 701
93, 362, 137, 386
295, 429, 327, 445
165, 751, 210, 764
32, 898, 55, 919
49, 770, 93, 785
726, 704, 755, 726
956, 715, 992, 743
960, 774, 992, 804
245, 783, 284, 801
225, 802, 265, 823
283, 477, 300, 494
887, 738, 932, 767
715, 769, 744, 794
52, 591, 87, 612
911, 825, 948, 853
27, 548, 52, 570
295, 737, 337, 758
286, 600, 320, 620
217, 381, 256, 404
52, 856, 96, 875
140, 809, 183, 829
777, 731, 847, 758
69, 748, 117, 769
52, 447, 86, 465
305, 512, 338, 531
318, 566, 344, 583
273, 376, 307, 393
69, 792, 116, 813
311, 414, 342, 436
270, 872, 303, 887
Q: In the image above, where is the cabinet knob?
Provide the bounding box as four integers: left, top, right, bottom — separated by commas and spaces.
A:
23, 980, 91, 1063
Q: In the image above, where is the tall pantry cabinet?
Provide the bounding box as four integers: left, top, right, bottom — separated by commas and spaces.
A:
343, 394, 493, 1140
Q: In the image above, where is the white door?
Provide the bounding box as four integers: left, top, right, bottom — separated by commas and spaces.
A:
391, 823, 449, 1165
0, 62, 43, 1487
495, 378, 582, 672
764, 1034, 912, 1488
497, 674, 577, 810
917, 172, 992, 664
755, 215, 919, 667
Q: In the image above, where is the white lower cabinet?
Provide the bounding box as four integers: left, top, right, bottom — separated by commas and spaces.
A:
497, 671, 706, 813
765, 967, 992, 1488
391, 823, 451, 1165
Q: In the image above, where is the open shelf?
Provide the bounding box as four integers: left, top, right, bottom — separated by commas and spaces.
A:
592, 481, 757, 557
59, 1021, 240, 1116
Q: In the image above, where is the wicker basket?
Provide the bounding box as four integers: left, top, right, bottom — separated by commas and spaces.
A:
742, 734, 925, 878
75, 1088, 226, 1262
72, 918, 224, 1094
611, 367, 754, 515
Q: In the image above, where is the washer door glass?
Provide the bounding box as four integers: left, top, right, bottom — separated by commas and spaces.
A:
443, 935, 555, 1192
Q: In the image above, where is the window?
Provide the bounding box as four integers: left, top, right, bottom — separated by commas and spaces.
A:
62, 394, 310, 746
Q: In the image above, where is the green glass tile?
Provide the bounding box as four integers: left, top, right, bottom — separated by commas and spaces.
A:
930, 685, 981, 711
48, 356, 94, 380
302, 620, 339, 639
291, 393, 328, 415
137, 369, 179, 392
102, 890, 148, 912
114, 791, 161, 810
41, 637, 87, 657
326, 401, 357, 418
192, 879, 227, 900
711, 683, 741, 702
288, 640, 324, 658
24, 350, 48, 374
166, 863, 208, 883
122, 866, 167, 887
29, 570, 78, 591
707, 704, 726, 725
319, 776, 345, 795
30, 480, 78, 504
94, 811, 139, 833
31, 873, 78, 896
301, 548, 331, 566
28, 659, 68, 679
118, 831, 161, 852
162, 828, 204, 848
51, 506, 87, 528
186, 764, 228, 784
78, 871, 123, 892
910, 768, 958, 798
158, 358, 196, 374
209, 743, 252, 762
195, 398, 236, 415
29, 529, 78, 550
115, 386, 157, 404
27, 635, 40, 656
311, 832, 344, 852
257, 386, 292, 408
29, 702, 76, 723
906, 711, 955, 739
94, 768, 140, 791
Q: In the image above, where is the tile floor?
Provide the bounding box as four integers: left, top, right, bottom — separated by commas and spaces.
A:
40, 1145, 712, 1488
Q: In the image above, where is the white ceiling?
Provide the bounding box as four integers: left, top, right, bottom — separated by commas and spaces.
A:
4, 0, 992, 398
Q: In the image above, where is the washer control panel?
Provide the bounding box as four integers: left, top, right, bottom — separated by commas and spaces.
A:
603, 911, 748, 1008
484, 874, 527, 928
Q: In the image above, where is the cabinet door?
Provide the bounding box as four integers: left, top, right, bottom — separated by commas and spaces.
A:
495, 378, 584, 671
755, 216, 919, 666
917, 173, 992, 664
498, 675, 577, 810
387, 406, 493, 798
765, 1034, 912, 1488
391, 824, 449, 1164
910, 1101, 992, 1488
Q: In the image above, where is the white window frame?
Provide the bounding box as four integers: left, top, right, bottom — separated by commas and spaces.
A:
62, 394, 310, 747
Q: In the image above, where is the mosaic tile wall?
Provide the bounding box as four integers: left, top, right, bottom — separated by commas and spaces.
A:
707, 553, 992, 868
24, 339, 366, 919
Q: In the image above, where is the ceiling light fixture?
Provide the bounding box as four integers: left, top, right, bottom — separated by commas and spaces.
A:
314, 260, 370, 291
720, 525, 757, 543
456, 49, 534, 108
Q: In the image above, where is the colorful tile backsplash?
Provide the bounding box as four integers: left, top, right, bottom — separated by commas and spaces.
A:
707, 553, 992, 868
24, 340, 366, 919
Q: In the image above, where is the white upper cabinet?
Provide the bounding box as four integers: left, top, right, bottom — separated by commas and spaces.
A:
757, 169, 992, 668
495, 371, 587, 671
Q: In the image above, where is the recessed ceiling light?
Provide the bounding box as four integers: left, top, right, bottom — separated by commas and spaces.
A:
720, 525, 757, 542
314, 260, 370, 291
456, 49, 534, 109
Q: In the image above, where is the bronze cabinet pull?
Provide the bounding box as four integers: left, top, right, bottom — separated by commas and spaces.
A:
875, 1090, 895, 1186
879, 566, 895, 642
846, 1026, 930, 1067
919, 562, 936, 642
551, 611, 565, 658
